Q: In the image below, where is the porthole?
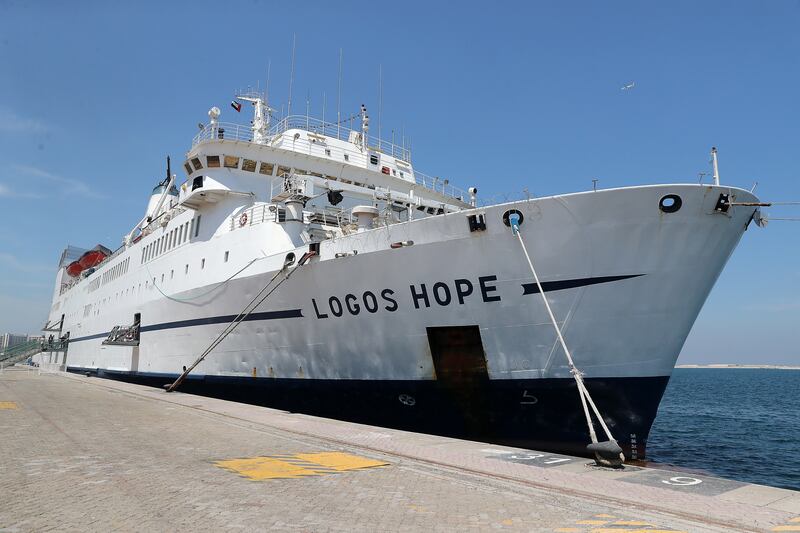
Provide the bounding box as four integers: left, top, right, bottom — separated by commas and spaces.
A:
502, 209, 524, 227
659, 194, 682, 213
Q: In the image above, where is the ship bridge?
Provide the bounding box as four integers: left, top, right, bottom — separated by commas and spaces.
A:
187, 99, 473, 210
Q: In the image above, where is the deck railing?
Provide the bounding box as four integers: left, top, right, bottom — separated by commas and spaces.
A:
412, 170, 468, 203
192, 117, 469, 204
192, 115, 413, 162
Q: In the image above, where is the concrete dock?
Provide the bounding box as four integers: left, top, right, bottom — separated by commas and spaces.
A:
1, 366, 798, 532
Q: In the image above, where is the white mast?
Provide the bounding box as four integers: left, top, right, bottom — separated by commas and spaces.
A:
711, 147, 720, 186
360, 104, 369, 150
337, 48, 343, 138
236, 92, 271, 144
287, 34, 296, 117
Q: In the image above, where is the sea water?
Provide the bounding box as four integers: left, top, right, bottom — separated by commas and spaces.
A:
648, 368, 800, 491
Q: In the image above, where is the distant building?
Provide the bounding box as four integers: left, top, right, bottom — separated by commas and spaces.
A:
0, 333, 31, 351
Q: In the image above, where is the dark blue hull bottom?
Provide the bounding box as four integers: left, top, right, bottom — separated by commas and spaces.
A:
68, 367, 669, 460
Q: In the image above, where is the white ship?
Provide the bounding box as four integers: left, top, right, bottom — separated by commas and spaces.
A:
37, 91, 763, 459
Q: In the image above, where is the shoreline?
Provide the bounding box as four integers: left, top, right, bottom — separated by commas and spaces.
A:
675, 364, 800, 370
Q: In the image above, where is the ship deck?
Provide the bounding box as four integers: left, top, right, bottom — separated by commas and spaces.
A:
1, 365, 797, 531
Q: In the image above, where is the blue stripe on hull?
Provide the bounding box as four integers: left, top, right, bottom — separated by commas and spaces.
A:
69, 308, 303, 343
68, 367, 669, 459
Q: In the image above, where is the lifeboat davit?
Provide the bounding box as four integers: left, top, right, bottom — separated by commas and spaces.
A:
66, 261, 83, 277
78, 246, 111, 269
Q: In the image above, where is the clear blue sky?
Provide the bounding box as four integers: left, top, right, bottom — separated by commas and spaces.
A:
0, 1, 797, 364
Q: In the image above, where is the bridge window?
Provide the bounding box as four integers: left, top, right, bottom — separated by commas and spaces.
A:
224, 155, 240, 168
183, 162, 193, 175
191, 157, 203, 171
207, 155, 220, 168
259, 162, 274, 175
242, 159, 257, 172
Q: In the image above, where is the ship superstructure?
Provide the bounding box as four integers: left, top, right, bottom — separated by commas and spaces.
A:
38, 90, 763, 459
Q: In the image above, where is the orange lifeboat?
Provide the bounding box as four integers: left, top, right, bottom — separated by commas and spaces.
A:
78, 248, 109, 269
66, 261, 83, 277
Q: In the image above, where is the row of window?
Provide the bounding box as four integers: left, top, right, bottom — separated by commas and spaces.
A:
142, 215, 201, 264
102, 257, 130, 286
68, 248, 238, 322
186, 155, 278, 177
189, 154, 383, 194
87, 250, 232, 318
184, 152, 407, 185
87, 277, 101, 293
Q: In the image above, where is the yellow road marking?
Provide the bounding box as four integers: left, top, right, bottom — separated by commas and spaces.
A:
0, 401, 18, 409
501, 519, 514, 525
215, 457, 321, 480
614, 521, 655, 526
215, 452, 388, 481
294, 451, 388, 471
773, 527, 800, 532
590, 530, 686, 533
791, 518, 800, 523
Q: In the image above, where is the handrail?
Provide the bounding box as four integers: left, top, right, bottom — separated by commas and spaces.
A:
411, 169, 467, 202
192, 116, 469, 203
0, 338, 45, 362
193, 115, 413, 162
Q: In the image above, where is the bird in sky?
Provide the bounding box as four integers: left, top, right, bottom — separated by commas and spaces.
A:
621, 82, 636, 91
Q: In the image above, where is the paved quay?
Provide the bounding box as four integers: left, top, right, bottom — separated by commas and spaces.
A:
1, 366, 798, 532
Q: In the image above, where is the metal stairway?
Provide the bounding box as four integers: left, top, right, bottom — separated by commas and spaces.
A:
0, 339, 46, 366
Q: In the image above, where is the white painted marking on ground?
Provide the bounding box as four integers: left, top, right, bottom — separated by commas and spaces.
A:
662, 476, 703, 486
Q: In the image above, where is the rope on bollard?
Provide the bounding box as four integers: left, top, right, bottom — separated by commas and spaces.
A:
508, 212, 624, 467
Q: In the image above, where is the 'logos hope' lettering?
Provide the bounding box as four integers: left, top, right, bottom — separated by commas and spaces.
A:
311, 275, 501, 319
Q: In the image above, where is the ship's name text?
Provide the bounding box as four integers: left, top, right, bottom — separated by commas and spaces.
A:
311, 276, 501, 319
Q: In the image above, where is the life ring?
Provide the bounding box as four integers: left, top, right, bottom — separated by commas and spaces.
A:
239, 212, 248, 227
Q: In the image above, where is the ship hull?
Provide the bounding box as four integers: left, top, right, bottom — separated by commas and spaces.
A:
43, 184, 760, 459
67, 366, 668, 459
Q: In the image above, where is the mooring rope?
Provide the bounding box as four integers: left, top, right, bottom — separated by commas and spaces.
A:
164, 256, 299, 393
509, 214, 623, 464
